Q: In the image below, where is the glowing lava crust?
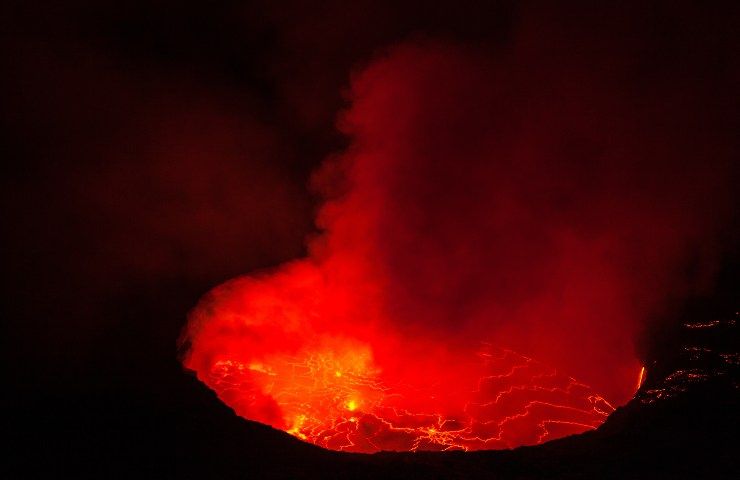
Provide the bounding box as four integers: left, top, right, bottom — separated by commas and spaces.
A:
181, 262, 616, 453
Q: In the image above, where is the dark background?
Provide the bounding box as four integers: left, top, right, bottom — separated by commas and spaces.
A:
2, 1, 738, 478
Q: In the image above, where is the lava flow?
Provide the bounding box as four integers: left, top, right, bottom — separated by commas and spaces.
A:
182, 261, 616, 452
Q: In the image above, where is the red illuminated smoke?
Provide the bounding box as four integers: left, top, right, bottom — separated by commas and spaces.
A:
182, 41, 734, 452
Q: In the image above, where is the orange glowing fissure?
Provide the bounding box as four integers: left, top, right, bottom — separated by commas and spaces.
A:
636, 366, 646, 391
182, 263, 631, 453
202, 346, 616, 452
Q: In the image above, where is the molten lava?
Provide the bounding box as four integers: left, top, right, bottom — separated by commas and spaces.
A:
182, 261, 617, 452
177, 42, 712, 452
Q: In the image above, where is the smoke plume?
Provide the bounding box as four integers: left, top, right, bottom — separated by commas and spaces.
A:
183, 22, 738, 450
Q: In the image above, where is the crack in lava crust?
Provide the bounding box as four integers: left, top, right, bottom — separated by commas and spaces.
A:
206, 348, 614, 452
182, 267, 615, 453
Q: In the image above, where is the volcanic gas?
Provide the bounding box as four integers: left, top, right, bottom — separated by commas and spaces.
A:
181, 41, 732, 452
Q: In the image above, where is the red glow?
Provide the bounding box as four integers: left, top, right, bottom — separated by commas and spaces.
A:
180, 42, 724, 452
183, 262, 616, 452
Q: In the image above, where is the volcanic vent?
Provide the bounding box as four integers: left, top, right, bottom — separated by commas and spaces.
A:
180, 41, 733, 452
182, 263, 616, 452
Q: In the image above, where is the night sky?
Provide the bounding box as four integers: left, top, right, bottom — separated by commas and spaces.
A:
3, 1, 739, 478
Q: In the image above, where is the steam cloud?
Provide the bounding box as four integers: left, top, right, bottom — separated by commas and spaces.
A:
183, 30, 738, 441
